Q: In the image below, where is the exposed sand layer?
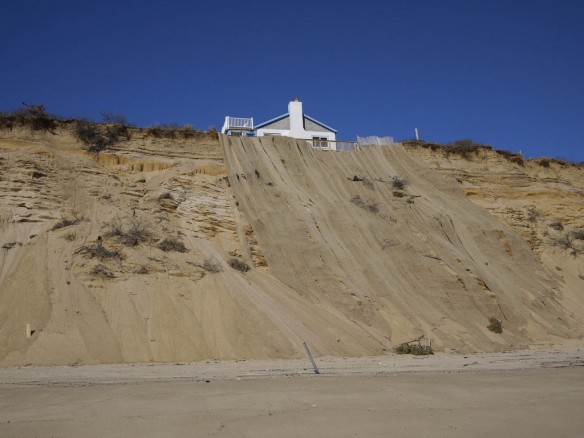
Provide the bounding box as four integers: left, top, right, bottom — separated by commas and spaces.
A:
1, 347, 582, 437
1, 127, 583, 365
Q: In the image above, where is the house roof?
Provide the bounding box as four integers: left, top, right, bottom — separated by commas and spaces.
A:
255, 113, 338, 133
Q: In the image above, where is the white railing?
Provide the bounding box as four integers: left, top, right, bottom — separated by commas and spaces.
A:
306, 139, 394, 151
222, 116, 254, 133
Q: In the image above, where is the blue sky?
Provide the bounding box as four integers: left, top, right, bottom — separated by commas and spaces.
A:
1, 0, 583, 160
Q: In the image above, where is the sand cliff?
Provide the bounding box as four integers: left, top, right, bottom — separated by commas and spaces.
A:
0, 126, 582, 365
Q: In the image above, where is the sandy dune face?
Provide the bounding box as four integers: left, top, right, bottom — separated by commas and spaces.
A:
0, 126, 582, 365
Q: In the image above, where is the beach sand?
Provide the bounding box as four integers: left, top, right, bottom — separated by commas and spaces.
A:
1, 345, 582, 437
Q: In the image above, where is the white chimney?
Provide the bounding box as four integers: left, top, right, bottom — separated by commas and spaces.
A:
288, 97, 304, 138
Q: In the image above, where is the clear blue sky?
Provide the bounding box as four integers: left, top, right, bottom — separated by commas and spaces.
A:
1, 0, 583, 160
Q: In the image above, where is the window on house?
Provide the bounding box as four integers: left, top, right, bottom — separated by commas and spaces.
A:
230, 131, 243, 136
312, 137, 328, 149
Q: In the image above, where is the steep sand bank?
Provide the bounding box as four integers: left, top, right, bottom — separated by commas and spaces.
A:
1, 126, 583, 365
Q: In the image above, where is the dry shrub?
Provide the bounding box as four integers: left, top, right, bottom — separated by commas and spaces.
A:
102, 217, 153, 246
551, 231, 584, 256
52, 216, 82, 230
74, 119, 130, 153
495, 149, 524, 166
0, 103, 58, 133
392, 176, 406, 190
229, 257, 250, 272
78, 243, 122, 261
395, 342, 434, 355
120, 218, 153, 246
487, 317, 503, 333
158, 237, 188, 253
537, 158, 551, 168
158, 192, 173, 200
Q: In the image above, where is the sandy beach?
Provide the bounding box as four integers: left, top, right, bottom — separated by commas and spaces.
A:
1, 345, 582, 437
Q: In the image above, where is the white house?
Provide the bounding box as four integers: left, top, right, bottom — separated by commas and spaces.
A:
255, 98, 337, 143
221, 98, 338, 149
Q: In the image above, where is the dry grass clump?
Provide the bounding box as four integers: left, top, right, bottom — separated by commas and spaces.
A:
52, 216, 82, 230
487, 317, 503, 333
350, 195, 379, 213
78, 243, 122, 261
229, 257, 250, 272
158, 237, 188, 253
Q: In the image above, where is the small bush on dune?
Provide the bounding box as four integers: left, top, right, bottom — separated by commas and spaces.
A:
229, 257, 250, 272
102, 217, 152, 246
487, 317, 503, 333
74, 119, 130, 153
158, 237, 188, 253
78, 242, 122, 261
392, 176, 406, 190
52, 217, 81, 230
0, 103, 58, 133
395, 336, 434, 355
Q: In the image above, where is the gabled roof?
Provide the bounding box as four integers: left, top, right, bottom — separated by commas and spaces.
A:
255, 113, 338, 133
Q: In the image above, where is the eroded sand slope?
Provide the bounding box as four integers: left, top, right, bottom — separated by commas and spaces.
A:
0, 127, 582, 365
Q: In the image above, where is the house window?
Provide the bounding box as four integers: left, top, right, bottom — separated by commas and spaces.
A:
230, 131, 243, 136
312, 137, 328, 149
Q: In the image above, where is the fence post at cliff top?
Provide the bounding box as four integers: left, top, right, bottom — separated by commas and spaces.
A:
303, 342, 320, 374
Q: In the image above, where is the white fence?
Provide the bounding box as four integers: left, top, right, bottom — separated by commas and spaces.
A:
307, 137, 394, 151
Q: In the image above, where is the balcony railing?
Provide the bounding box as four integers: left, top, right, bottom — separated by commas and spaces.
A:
222, 116, 254, 133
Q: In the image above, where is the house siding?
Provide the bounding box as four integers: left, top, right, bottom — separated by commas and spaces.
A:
304, 117, 331, 132
258, 116, 290, 130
